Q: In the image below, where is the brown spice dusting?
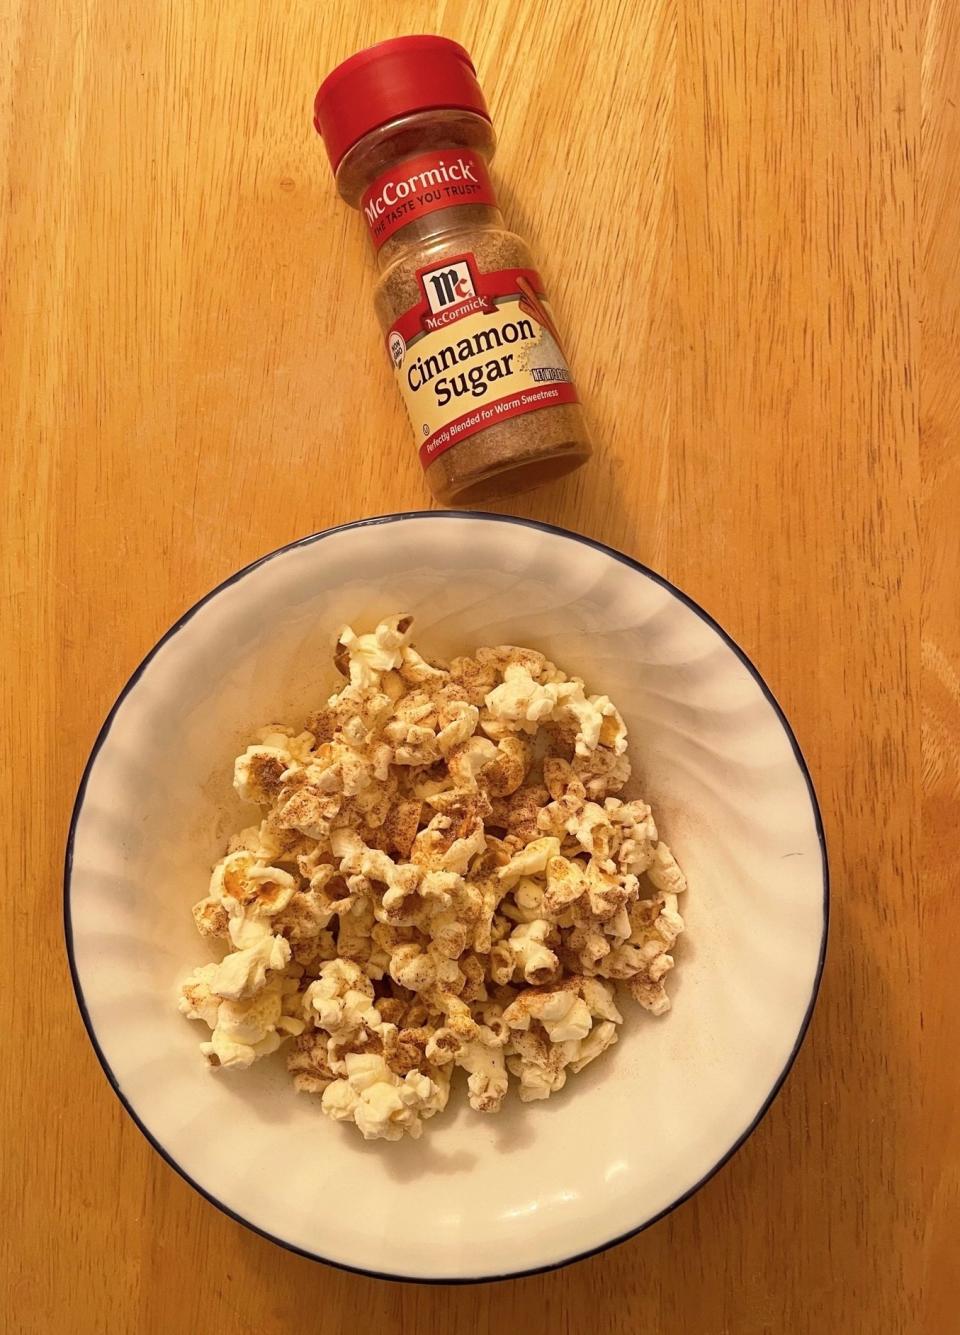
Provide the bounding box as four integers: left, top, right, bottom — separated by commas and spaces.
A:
192, 897, 229, 938
333, 641, 350, 677
245, 752, 287, 798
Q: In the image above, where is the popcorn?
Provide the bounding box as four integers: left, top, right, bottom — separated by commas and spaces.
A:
449, 654, 499, 705
563, 922, 612, 971
379, 798, 423, 858
597, 892, 684, 1014
581, 858, 639, 924
447, 736, 499, 788
568, 1020, 619, 1073
180, 963, 303, 1069
502, 977, 623, 1100
229, 819, 312, 866
565, 801, 615, 857
505, 919, 561, 985
501, 876, 544, 923
398, 645, 447, 686
477, 644, 554, 680
503, 985, 594, 1043
490, 784, 550, 844
410, 811, 487, 875
456, 1035, 509, 1112
573, 746, 632, 798
181, 933, 291, 1004
647, 841, 688, 896
287, 1030, 336, 1093
256, 726, 316, 762
498, 837, 561, 889
320, 1052, 445, 1140
609, 799, 659, 875
506, 1027, 573, 1101
233, 746, 295, 804
388, 940, 438, 991
548, 681, 616, 757
209, 851, 297, 949
336, 616, 414, 689
477, 736, 531, 797
179, 615, 688, 1139
192, 896, 229, 938
483, 666, 623, 761
543, 854, 587, 914
436, 702, 480, 756
302, 958, 380, 1034
275, 783, 342, 841
483, 664, 556, 734
335, 896, 380, 972
598, 706, 629, 755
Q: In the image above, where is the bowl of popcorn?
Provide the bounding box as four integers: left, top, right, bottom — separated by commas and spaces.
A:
66, 512, 827, 1281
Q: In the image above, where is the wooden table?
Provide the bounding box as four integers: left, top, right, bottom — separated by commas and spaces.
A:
2, 2, 955, 1330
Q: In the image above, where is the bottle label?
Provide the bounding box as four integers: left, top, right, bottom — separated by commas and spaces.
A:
361, 149, 496, 249
386, 253, 580, 469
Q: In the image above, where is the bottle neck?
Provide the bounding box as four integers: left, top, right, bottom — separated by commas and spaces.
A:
356, 142, 501, 259
335, 109, 499, 260
375, 201, 504, 268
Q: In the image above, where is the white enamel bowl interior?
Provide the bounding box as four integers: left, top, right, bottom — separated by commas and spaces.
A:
66, 513, 827, 1282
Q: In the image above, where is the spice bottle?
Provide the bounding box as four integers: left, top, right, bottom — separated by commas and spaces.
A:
314, 36, 592, 505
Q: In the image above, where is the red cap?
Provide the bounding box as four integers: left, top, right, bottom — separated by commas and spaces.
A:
314, 35, 490, 173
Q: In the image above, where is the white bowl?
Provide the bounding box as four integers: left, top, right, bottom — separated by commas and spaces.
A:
65, 512, 827, 1282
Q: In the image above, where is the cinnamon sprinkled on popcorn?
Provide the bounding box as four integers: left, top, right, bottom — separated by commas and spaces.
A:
178, 616, 687, 1139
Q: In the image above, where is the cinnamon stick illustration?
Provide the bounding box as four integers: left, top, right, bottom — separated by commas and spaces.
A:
516, 275, 564, 355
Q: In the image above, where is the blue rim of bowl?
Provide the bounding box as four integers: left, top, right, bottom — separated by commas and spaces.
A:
64, 510, 829, 1285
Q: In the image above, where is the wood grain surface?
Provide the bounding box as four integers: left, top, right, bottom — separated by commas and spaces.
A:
1, 1, 955, 1331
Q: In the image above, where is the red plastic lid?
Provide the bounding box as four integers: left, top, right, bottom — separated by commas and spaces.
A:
314, 35, 490, 173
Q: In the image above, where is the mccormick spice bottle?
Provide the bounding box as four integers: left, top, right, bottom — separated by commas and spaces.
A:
314, 36, 592, 504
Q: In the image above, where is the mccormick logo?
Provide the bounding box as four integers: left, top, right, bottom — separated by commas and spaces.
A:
362, 156, 479, 226
418, 257, 496, 331
422, 260, 476, 313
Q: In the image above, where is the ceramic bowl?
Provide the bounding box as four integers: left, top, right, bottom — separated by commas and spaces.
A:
65, 512, 827, 1282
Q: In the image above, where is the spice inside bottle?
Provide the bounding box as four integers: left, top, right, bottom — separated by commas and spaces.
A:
314, 36, 592, 505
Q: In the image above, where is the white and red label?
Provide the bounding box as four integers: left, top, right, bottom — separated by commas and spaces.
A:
386, 252, 579, 468
361, 148, 497, 249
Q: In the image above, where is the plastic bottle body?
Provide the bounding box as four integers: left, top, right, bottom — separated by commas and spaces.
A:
336, 111, 591, 504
